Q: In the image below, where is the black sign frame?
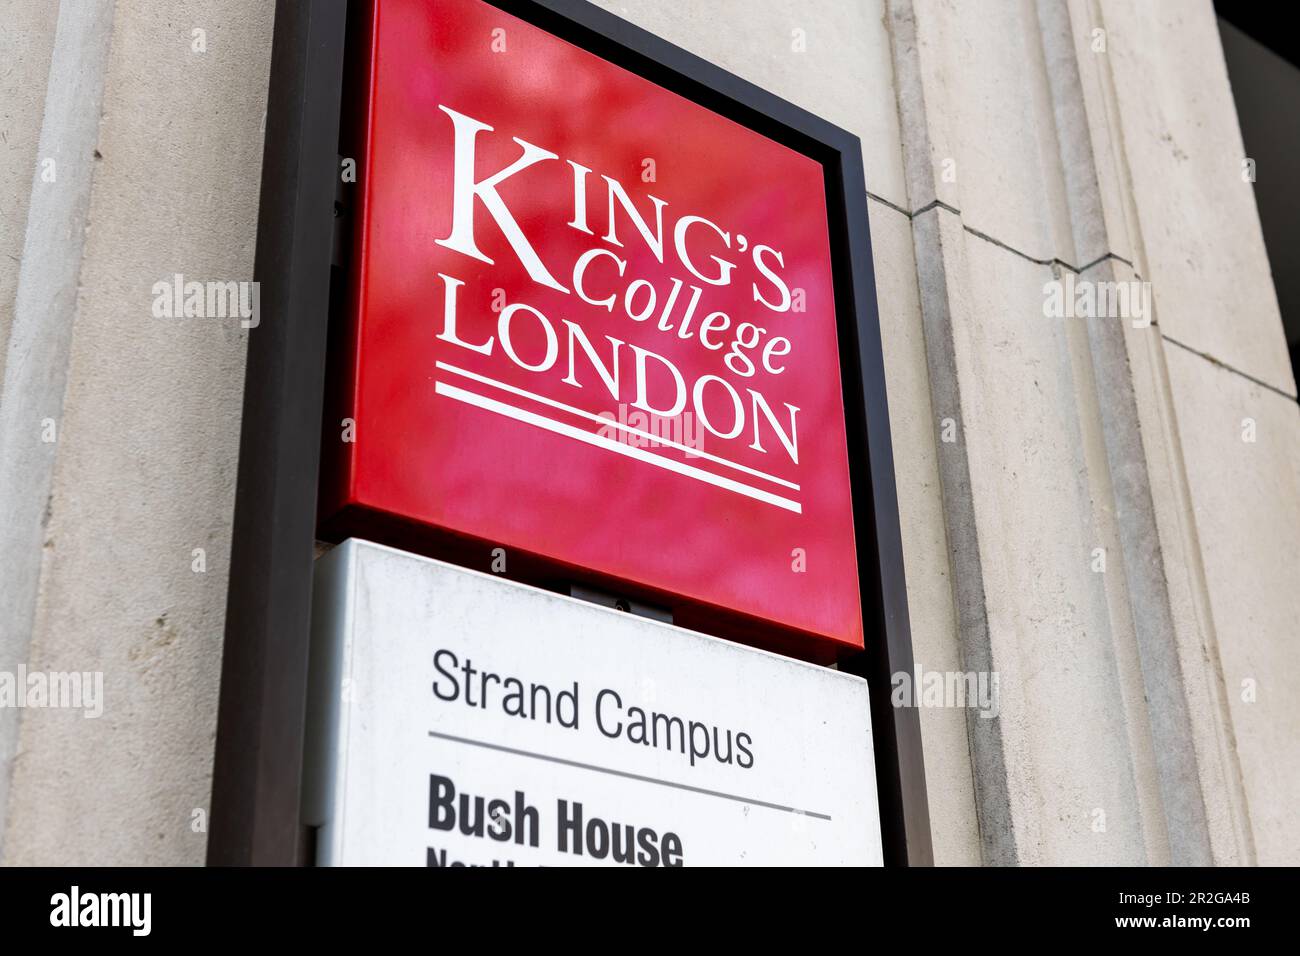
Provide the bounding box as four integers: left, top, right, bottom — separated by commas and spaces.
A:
209, 0, 933, 867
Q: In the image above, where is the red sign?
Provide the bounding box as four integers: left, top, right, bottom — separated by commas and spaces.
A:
322, 0, 863, 658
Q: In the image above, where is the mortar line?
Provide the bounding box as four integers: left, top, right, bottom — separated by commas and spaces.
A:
866, 192, 1138, 277
1161, 334, 1299, 403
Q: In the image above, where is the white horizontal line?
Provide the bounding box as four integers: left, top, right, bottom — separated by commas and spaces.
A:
435, 381, 802, 513
435, 361, 799, 492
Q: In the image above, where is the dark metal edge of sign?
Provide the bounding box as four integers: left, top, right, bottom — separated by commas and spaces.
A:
211, 0, 933, 867
208, 0, 349, 867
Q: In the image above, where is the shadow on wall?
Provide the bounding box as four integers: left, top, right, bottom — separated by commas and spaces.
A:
1216, 6, 1300, 382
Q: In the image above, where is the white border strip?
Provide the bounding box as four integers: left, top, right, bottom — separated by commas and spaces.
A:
435, 381, 802, 513
436, 361, 799, 492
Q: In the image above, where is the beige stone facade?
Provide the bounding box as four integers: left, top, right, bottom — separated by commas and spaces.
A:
1, 0, 1295, 865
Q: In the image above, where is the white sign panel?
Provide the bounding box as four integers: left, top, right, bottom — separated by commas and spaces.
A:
303, 539, 882, 866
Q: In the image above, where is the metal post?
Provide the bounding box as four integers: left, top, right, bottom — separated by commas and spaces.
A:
207, 0, 349, 867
